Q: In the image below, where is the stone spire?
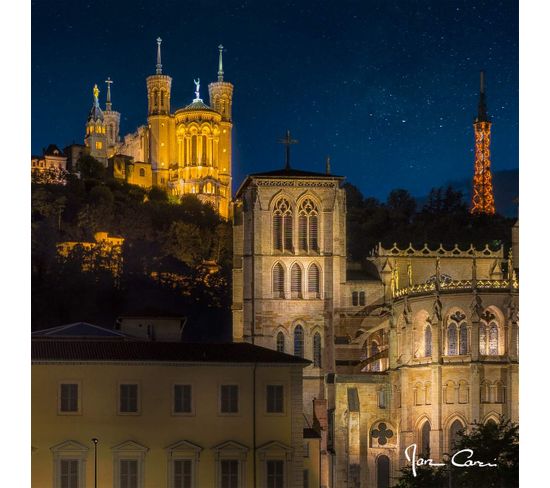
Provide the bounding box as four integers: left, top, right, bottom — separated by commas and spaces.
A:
105, 77, 113, 111
156, 37, 163, 74
218, 44, 224, 82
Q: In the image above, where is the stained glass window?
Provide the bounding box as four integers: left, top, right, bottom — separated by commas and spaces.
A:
479, 324, 487, 355
459, 323, 468, 355
273, 199, 292, 252
489, 323, 498, 355
424, 326, 432, 357
276, 332, 285, 353
447, 324, 457, 355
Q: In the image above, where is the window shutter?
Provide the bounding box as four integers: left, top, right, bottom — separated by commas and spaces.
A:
308, 264, 320, 297
272, 264, 284, 298
273, 214, 282, 251
291, 264, 302, 298
309, 214, 318, 251
298, 215, 308, 251
283, 214, 293, 251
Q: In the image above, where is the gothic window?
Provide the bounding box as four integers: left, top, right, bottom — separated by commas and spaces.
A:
424, 325, 432, 357
480, 381, 490, 403
459, 323, 468, 355
139, 168, 145, 177
414, 383, 423, 406
488, 322, 499, 355
273, 198, 293, 252
276, 332, 285, 353
308, 264, 320, 297
313, 332, 322, 367
449, 420, 464, 452
479, 324, 487, 355
294, 325, 304, 358
458, 380, 469, 404
291, 264, 302, 298
370, 341, 380, 372
298, 198, 319, 252
420, 421, 431, 457
495, 381, 506, 403
425, 382, 432, 405
376, 455, 390, 488
272, 263, 285, 298
447, 323, 457, 355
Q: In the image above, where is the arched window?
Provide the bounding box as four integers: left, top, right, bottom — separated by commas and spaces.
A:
298, 198, 319, 252
308, 264, 320, 297
486, 418, 498, 428
424, 325, 432, 357
139, 168, 145, 177
313, 332, 322, 367
479, 324, 487, 355
459, 323, 468, 355
160, 90, 165, 107
276, 332, 285, 353
371, 341, 380, 372
376, 455, 390, 488
273, 198, 293, 252
488, 323, 499, 355
272, 263, 285, 298
447, 323, 457, 355
449, 420, 464, 452
420, 421, 431, 457
290, 264, 302, 298
495, 381, 506, 403
294, 325, 304, 358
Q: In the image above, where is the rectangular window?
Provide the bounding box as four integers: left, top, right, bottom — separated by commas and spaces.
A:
95, 141, 103, 150
352, 291, 358, 306
173, 459, 192, 488
266, 385, 284, 413
60, 459, 79, 488
303, 469, 309, 488
119, 384, 139, 413
174, 385, 192, 414
60, 383, 79, 413
359, 291, 366, 306
266, 460, 284, 488
220, 385, 239, 413
119, 459, 138, 488
221, 460, 239, 488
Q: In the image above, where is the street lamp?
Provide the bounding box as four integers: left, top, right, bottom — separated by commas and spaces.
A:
92, 438, 99, 488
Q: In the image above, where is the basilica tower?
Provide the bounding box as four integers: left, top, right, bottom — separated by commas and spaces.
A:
470, 71, 496, 215
208, 45, 234, 215
146, 37, 174, 186
103, 77, 120, 156
84, 84, 107, 165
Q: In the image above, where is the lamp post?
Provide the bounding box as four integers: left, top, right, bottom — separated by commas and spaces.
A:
92, 438, 98, 488
442, 452, 452, 488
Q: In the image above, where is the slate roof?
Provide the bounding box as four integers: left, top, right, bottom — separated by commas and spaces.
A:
181, 99, 217, 113
32, 322, 129, 339
32, 340, 311, 365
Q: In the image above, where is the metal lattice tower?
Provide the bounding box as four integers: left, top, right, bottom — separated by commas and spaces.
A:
470, 71, 496, 215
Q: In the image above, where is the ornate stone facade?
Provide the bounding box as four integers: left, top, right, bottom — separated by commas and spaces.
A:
232, 166, 519, 488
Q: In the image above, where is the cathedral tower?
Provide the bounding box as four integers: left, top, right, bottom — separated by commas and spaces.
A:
208, 45, 234, 215
84, 84, 107, 165
103, 77, 121, 156
146, 37, 174, 186
470, 71, 496, 215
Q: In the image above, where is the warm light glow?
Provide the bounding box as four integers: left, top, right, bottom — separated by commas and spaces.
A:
470, 121, 495, 215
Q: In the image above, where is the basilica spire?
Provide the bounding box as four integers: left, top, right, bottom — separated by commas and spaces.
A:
218, 44, 224, 82
156, 37, 163, 74
105, 77, 113, 111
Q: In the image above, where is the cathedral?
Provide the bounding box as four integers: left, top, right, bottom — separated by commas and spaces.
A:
83, 40, 234, 219
232, 163, 519, 487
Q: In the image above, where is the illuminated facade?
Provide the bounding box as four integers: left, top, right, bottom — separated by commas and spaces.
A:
84, 40, 234, 219
470, 71, 496, 215
233, 163, 519, 487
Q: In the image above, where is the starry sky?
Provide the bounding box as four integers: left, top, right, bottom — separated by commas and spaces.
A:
31, 0, 518, 200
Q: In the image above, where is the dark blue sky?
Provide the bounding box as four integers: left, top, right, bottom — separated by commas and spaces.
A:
32, 0, 518, 200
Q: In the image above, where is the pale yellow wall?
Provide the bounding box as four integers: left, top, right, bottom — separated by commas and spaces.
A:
32, 362, 304, 488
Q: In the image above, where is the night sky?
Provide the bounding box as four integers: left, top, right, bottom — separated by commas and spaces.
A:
31, 0, 518, 200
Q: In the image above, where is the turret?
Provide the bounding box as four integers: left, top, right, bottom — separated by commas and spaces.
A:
146, 37, 172, 116
84, 84, 107, 165
103, 77, 121, 153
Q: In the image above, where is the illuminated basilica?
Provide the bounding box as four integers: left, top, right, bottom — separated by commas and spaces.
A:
84, 39, 233, 219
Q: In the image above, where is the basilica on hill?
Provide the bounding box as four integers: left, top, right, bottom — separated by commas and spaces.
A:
82, 39, 234, 219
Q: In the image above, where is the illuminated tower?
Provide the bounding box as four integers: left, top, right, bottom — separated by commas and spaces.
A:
84, 84, 107, 165
146, 37, 173, 186
470, 71, 496, 215
103, 76, 121, 156
208, 45, 234, 218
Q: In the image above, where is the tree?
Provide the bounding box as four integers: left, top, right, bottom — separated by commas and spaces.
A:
77, 154, 105, 180
393, 417, 518, 488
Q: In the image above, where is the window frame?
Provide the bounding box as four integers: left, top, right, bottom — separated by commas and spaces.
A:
172, 383, 195, 416
112, 441, 148, 488
265, 384, 285, 415
219, 384, 240, 415
166, 440, 202, 488
51, 440, 88, 488
117, 382, 140, 416
58, 381, 81, 415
